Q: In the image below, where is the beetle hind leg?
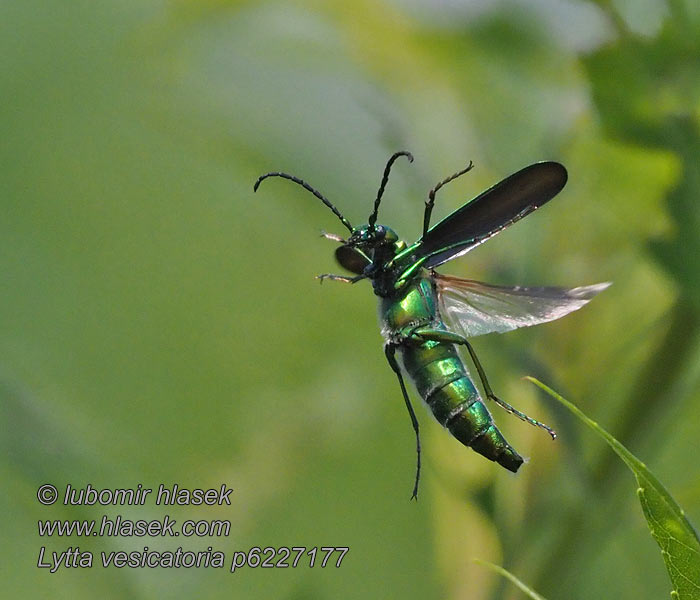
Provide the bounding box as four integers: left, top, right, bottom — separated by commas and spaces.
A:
462, 340, 557, 439
487, 394, 557, 440
410, 326, 557, 439
385, 343, 421, 501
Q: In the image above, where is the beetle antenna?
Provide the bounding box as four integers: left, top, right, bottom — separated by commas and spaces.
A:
254, 172, 354, 233
368, 151, 414, 229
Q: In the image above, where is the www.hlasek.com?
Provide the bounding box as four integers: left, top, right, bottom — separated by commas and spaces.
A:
36, 483, 349, 573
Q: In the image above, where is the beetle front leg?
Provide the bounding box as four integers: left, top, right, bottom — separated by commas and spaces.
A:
320, 230, 346, 243
316, 273, 367, 284
384, 342, 421, 501
409, 327, 557, 439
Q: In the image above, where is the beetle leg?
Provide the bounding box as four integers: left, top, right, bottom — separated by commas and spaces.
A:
423, 161, 474, 236
384, 342, 421, 501
316, 273, 366, 284
409, 327, 556, 439
320, 230, 346, 243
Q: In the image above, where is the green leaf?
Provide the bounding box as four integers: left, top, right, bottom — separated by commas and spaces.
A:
475, 559, 548, 600
526, 377, 700, 600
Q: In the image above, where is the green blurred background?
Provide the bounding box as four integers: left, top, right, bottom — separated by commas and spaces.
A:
2, 1, 699, 598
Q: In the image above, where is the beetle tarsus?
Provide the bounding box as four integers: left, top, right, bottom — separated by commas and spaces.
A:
488, 393, 557, 439
461, 338, 557, 440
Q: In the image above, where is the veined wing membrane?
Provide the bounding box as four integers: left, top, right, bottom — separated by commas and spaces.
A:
434, 274, 611, 338
419, 162, 567, 268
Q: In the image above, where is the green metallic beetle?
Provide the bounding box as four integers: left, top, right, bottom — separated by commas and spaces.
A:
254, 152, 608, 499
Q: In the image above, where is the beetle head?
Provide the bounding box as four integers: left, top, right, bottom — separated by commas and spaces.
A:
347, 224, 398, 248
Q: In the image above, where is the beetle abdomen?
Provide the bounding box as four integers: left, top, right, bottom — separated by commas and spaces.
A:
401, 342, 524, 473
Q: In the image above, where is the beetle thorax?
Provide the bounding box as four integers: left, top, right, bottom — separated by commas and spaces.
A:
378, 275, 438, 337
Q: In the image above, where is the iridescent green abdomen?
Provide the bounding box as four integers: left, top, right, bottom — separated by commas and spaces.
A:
379, 275, 523, 472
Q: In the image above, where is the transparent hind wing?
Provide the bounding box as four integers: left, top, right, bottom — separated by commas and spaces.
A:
434, 273, 610, 338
